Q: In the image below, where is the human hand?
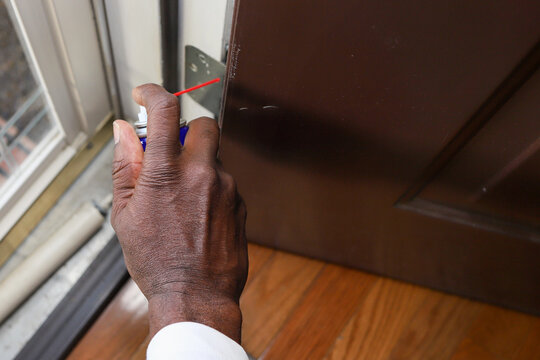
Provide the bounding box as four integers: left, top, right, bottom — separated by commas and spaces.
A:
110, 84, 248, 342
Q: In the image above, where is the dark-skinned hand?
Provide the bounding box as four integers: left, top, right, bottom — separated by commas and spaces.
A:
111, 83, 248, 343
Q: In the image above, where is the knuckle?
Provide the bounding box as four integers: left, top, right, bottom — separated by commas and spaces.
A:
195, 116, 217, 127
236, 196, 247, 218
192, 117, 219, 137
138, 161, 179, 188
202, 116, 219, 130
110, 199, 133, 233
239, 201, 247, 217
184, 162, 220, 201
221, 172, 238, 200
135, 83, 158, 92
112, 158, 140, 181
201, 127, 218, 143
112, 158, 128, 176
146, 137, 180, 155
203, 118, 219, 135
188, 162, 219, 184
149, 94, 179, 116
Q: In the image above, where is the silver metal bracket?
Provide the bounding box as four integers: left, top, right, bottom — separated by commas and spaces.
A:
184, 45, 226, 115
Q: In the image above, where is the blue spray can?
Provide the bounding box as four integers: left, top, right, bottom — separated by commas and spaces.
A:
134, 106, 188, 151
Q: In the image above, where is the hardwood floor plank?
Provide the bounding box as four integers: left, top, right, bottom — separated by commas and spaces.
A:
324, 278, 431, 360
260, 264, 377, 360
450, 306, 539, 360
130, 336, 151, 360
69, 245, 540, 360
450, 338, 500, 360
67, 279, 148, 360
388, 293, 482, 360
245, 243, 275, 285
513, 318, 540, 360
240, 251, 324, 357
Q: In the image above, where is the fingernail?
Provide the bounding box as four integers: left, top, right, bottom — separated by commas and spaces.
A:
113, 121, 120, 144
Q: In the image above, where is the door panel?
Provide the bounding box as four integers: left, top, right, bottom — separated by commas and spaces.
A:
419, 69, 540, 228
220, 0, 540, 313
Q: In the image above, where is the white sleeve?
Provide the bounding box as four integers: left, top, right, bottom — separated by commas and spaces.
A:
146, 322, 249, 360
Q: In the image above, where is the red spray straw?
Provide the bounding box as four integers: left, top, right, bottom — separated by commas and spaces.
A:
173, 78, 221, 97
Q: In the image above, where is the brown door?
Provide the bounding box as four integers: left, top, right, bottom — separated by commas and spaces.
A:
219, 0, 540, 314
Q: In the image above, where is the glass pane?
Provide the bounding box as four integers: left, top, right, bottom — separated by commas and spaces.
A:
2, 93, 45, 147
0, 1, 56, 185
10, 112, 52, 164
0, 3, 37, 123
0, 152, 10, 187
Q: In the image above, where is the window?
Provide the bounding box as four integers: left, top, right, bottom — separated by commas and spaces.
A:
0, 1, 57, 187
0, 0, 112, 239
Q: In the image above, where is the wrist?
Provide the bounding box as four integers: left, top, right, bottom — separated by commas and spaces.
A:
148, 291, 242, 343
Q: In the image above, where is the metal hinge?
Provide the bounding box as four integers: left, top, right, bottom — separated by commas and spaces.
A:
184, 45, 226, 115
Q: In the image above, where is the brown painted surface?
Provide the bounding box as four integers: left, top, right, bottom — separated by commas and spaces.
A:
421, 69, 540, 226
220, 0, 540, 313
70, 244, 540, 359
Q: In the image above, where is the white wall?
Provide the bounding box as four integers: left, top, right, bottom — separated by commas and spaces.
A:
105, 0, 162, 121
179, 0, 228, 121
103, 1, 230, 121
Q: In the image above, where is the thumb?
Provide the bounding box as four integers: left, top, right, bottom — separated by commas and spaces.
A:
111, 120, 143, 224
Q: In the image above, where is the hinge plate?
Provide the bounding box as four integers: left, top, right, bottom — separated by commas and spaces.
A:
184, 45, 226, 115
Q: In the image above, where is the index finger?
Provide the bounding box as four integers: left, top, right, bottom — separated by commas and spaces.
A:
183, 117, 220, 163
132, 84, 180, 156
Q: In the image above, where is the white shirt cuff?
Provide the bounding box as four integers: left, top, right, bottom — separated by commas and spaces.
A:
147, 322, 248, 360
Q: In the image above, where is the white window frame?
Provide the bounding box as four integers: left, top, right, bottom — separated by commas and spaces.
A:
0, 0, 112, 240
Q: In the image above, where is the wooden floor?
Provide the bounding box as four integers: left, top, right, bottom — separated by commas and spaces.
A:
69, 244, 540, 360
